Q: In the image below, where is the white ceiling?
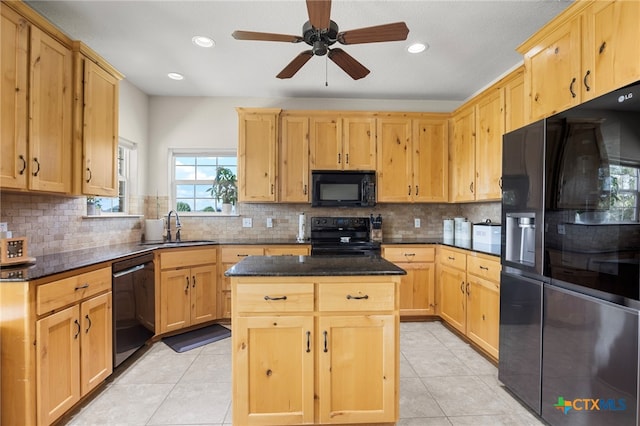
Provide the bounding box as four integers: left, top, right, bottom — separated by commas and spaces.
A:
26, 0, 572, 101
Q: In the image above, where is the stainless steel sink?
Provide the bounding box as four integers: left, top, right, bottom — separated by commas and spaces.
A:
138, 240, 216, 247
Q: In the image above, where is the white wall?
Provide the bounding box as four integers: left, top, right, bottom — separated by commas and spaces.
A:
119, 80, 150, 196
146, 96, 461, 196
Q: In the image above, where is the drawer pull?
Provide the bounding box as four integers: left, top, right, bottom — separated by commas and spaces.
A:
479, 266, 489, 270
264, 295, 287, 301
346, 294, 369, 300
306, 331, 311, 353
237, 254, 249, 257
323, 330, 328, 353
74, 283, 90, 291
448, 256, 455, 260
404, 253, 416, 257
85, 314, 92, 333
74, 319, 81, 339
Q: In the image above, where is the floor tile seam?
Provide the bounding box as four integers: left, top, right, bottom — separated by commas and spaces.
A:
142, 380, 181, 425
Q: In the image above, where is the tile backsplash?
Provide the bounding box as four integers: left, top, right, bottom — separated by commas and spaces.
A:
1, 192, 500, 256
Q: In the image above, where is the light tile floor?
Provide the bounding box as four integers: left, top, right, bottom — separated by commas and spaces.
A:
65, 321, 545, 425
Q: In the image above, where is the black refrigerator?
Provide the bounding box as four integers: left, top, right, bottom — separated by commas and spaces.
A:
500, 82, 640, 426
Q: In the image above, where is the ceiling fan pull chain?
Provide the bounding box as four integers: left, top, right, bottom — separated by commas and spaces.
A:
325, 55, 328, 87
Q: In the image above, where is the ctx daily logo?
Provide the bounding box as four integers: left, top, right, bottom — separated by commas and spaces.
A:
554, 396, 627, 414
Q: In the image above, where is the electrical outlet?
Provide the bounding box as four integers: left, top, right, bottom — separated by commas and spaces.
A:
414, 218, 421, 228
266, 218, 273, 228
242, 218, 252, 228
0, 223, 7, 232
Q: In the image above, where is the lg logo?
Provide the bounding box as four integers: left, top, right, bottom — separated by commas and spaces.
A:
618, 92, 633, 103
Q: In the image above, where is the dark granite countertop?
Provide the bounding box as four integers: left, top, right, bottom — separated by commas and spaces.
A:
225, 255, 406, 277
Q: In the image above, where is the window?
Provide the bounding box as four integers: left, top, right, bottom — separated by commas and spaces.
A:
609, 165, 639, 222
172, 152, 237, 213
96, 141, 135, 213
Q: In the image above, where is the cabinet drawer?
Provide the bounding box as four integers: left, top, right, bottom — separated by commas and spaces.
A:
467, 255, 501, 283
235, 283, 314, 313
383, 246, 435, 263
37, 266, 111, 315
439, 248, 466, 270
221, 246, 264, 263
264, 245, 310, 256
160, 248, 217, 269
318, 282, 394, 312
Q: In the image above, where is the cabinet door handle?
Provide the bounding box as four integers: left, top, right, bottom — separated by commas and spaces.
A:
338, 153, 341, 164
306, 331, 311, 353
74, 319, 81, 339
345, 153, 349, 164
346, 294, 369, 300
18, 155, 26, 175
569, 77, 577, 98
85, 314, 92, 333
303, 184, 308, 195
264, 295, 287, 301
408, 185, 411, 196
466, 282, 470, 296
460, 281, 465, 294
185, 277, 190, 293
599, 41, 607, 54
415, 185, 419, 196
32, 157, 40, 177
323, 330, 328, 353
86, 167, 92, 183
271, 184, 274, 195
499, 177, 503, 189
469, 181, 474, 193
583, 70, 591, 92
192, 276, 196, 288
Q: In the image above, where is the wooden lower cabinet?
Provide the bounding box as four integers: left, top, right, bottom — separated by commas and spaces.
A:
158, 247, 217, 333
382, 245, 436, 317
1, 265, 113, 426
437, 246, 501, 360
232, 275, 399, 425
36, 292, 112, 425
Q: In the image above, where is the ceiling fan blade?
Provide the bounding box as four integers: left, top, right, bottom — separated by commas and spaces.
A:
338, 22, 409, 45
277, 50, 314, 79
306, 0, 332, 29
232, 30, 302, 43
328, 48, 370, 80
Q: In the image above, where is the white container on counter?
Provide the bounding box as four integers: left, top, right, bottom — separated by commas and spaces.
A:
472, 221, 501, 245
145, 219, 164, 242
443, 219, 454, 242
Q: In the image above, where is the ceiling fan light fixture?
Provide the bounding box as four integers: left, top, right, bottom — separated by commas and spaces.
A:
167, 72, 185, 80
192, 35, 215, 48
408, 42, 427, 54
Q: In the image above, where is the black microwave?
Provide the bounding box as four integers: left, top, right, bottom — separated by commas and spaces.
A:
311, 170, 376, 207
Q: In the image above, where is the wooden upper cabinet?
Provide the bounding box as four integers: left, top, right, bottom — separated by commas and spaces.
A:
279, 115, 310, 202
73, 44, 123, 197
0, 4, 29, 190
449, 106, 476, 202
582, 0, 640, 101
310, 115, 376, 171
504, 67, 526, 132
413, 117, 448, 202
475, 88, 504, 201
376, 117, 412, 202
75, 53, 121, 196
237, 108, 280, 202
29, 25, 73, 193
524, 16, 582, 122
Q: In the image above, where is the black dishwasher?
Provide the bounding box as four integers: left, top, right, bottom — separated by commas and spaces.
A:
112, 253, 155, 367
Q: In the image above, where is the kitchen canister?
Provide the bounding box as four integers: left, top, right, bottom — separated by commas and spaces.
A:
443, 219, 454, 242
297, 212, 306, 242
145, 219, 164, 242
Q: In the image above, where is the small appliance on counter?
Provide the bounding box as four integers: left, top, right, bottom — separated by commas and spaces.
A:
370, 214, 383, 242
472, 219, 501, 245
453, 217, 471, 244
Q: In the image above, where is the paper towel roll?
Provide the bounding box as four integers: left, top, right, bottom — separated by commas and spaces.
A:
297, 213, 306, 242
145, 219, 164, 242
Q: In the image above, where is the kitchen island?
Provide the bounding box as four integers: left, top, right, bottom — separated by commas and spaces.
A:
226, 255, 405, 426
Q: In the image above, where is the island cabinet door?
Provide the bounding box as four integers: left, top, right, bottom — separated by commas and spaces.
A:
234, 315, 314, 425
317, 315, 396, 424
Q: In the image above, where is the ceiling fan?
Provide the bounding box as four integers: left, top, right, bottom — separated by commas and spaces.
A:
232, 0, 409, 80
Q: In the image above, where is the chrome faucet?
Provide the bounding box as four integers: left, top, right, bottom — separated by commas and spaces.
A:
166, 210, 182, 242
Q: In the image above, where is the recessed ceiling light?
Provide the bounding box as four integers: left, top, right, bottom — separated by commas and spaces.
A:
167, 72, 184, 80
408, 43, 428, 54
192, 35, 215, 48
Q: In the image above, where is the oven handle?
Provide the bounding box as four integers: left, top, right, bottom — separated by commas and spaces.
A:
112, 264, 146, 278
